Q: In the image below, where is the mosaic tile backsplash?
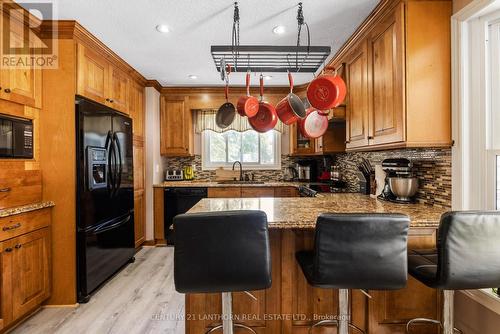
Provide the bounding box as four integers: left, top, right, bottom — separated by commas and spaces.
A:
162, 148, 451, 208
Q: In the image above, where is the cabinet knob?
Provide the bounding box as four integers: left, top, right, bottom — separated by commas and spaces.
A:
344, 140, 350, 144
109, 99, 114, 103
4, 88, 11, 93
0, 187, 11, 192
4, 247, 13, 253
368, 136, 374, 140
14, 244, 22, 249
106, 98, 110, 102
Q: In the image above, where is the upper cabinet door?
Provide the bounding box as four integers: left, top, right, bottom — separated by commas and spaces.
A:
76, 43, 109, 105
0, 11, 42, 108
367, 3, 405, 146
345, 40, 369, 149
108, 66, 129, 114
160, 96, 192, 156
129, 82, 144, 138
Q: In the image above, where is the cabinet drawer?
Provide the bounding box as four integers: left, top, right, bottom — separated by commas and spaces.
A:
208, 188, 241, 198
241, 187, 275, 198
274, 187, 299, 197
0, 170, 42, 210
0, 208, 50, 242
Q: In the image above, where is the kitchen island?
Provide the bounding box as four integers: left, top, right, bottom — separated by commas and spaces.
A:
184, 195, 446, 334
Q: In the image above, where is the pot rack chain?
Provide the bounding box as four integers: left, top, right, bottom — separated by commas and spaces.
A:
211, 2, 330, 75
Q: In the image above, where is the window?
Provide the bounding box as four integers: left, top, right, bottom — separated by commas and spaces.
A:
202, 130, 281, 170
488, 21, 500, 210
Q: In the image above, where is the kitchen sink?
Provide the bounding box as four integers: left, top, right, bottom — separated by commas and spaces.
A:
217, 180, 265, 185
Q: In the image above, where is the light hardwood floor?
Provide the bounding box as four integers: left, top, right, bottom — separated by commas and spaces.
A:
11, 247, 184, 334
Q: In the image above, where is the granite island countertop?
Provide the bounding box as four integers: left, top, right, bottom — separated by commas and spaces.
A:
187, 194, 447, 229
154, 181, 305, 188
0, 201, 55, 218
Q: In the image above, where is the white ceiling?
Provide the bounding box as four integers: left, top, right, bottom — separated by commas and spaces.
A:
27, 0, 378, 86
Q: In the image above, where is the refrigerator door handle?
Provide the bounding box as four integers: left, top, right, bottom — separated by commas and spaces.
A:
113, 132, 122, 192
94, 214, 131, 234
106, 131, 115, 194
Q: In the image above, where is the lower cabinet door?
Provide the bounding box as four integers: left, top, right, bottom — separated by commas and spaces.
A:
11, 228, 50, 319
134, 190, 145, 248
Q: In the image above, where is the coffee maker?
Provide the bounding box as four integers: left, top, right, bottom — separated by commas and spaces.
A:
378, 158, 418, 203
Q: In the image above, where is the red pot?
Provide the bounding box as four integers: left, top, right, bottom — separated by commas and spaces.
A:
237, 71, 259, 117
298, 108, 329, 139
276, 71, 306, 125
306, 73, 346, 110
249, 75, 278, 133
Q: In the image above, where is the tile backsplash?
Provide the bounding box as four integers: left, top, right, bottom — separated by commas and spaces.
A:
162, 147, 451, 208
332, 148, 452, 208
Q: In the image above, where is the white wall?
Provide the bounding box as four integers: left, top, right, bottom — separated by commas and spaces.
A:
144, 87, 162, 241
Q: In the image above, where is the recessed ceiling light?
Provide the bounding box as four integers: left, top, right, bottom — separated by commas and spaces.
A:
272, 25, 286, 35
263, 75, 273, 80
188, 75, 198, 80
156, 24, 170, 33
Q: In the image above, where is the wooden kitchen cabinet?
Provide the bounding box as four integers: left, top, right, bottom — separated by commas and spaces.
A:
134, 190, 145, 248
0, 209, 51, 331
332, 0, 452, 151
108, 65, 130, 114
0, 8, 42, 108
367, 2, 405, 146
129, 82, 145, 139
289, 121, 346, 156
160, 96, 193, 156
345, 39, 369, 149
77, 43, 130, 113
76, 43, 109, 105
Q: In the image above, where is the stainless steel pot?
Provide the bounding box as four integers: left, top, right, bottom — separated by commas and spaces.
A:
388, 177, 418, 201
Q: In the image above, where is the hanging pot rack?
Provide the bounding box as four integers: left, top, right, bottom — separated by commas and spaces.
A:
211, 2, 331, 74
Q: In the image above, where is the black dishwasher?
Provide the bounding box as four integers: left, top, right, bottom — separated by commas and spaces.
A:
164, 187, 208, 245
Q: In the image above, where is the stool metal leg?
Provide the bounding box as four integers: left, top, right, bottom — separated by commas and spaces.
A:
205, 292, 257, 334
309, 289, 365, 334
443, 290, 454, 334
338, 289, 349, 334
222, 292, 233, 334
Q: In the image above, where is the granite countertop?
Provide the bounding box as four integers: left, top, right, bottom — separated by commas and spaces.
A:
154, 181, 305, 188
187, 194, 447, 229
0, 201, 55, 218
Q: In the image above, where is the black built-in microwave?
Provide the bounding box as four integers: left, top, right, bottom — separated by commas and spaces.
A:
0, 114, 33, 158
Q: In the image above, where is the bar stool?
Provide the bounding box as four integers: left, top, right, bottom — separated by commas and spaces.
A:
296, 213, 410, 334
173, 210, 271, 334
406, 211, 500, 334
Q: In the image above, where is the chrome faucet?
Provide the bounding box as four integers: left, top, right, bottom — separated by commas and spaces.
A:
232, 161, 243, 181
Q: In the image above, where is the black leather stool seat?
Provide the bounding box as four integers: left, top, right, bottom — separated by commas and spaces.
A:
408, 249, 439, 288
173, 210, 271, 294
296, 213, 410, 290
408, 211, 500, 290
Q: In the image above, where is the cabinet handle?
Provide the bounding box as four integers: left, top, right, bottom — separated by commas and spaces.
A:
0, 187, 11, 192
14, 244, 22, 249
4, 88, 11, 93
5, 247, 13, 253
2, 223, 21, 231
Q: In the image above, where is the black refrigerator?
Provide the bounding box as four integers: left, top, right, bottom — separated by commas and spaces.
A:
76, 96, 135, 303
